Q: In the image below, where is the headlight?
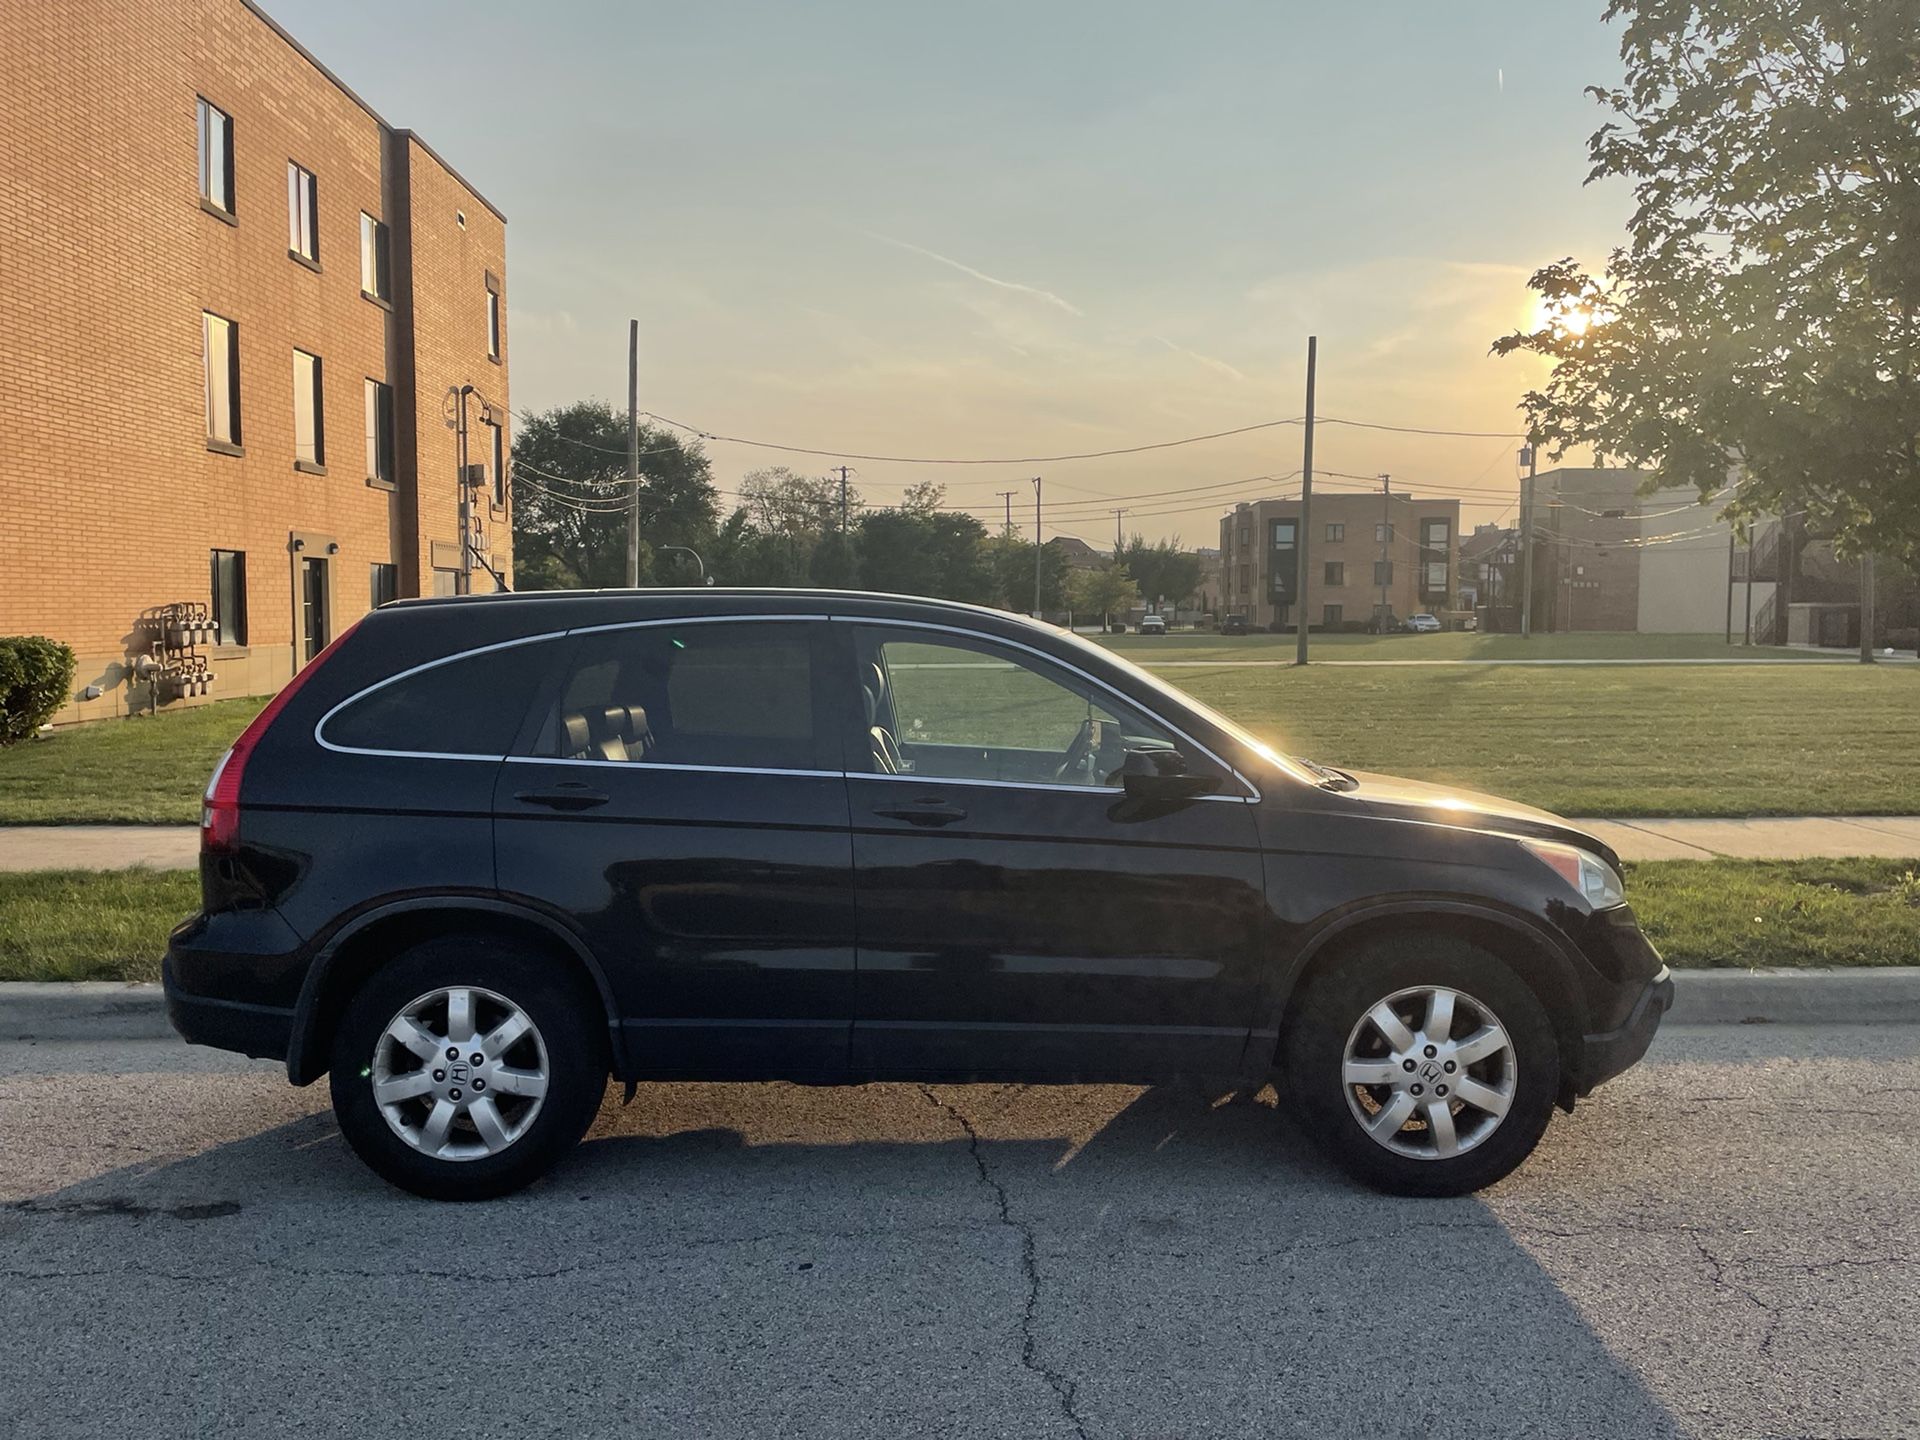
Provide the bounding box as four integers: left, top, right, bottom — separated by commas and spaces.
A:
1521, 839, 1625, 907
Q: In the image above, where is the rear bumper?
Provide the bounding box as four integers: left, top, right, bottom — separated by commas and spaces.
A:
1577, 966, 1673, 1096
162, 952, 294, 1063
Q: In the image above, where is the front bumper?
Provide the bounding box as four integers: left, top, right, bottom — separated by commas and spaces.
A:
163, 953, 294, 1062
1577, 965, 1673, 1096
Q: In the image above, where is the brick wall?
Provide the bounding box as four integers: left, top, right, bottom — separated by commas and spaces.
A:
0, 0, 507, 723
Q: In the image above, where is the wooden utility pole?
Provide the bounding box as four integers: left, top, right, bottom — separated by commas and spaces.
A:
1861, 552, 1877, 663
1377, 473, 1392, 626
1295, 336, 1317, 665
1032, 477, 1044, 616
625, 319, 640, 588
1111, 508, 1129, 554
996, 490, 1016, 533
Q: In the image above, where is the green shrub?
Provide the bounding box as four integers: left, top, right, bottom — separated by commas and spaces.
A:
0, 636, 79, 745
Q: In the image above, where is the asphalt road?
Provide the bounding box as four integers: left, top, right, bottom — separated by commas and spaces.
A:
2, 1027, 1915, 1440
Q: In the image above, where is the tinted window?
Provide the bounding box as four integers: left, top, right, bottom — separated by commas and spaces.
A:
210, 549, 246, 645
323, 640, 556, 755
538, 622, 815, 771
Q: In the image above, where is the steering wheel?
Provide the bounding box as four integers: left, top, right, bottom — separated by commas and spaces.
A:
1053, 718, 1097, 783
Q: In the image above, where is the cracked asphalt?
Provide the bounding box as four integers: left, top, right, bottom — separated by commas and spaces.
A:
2, 1026, 1916, 1440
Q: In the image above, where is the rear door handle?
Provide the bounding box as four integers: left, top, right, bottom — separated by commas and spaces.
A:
872, 800, 968, 827
514, 784, 611, 812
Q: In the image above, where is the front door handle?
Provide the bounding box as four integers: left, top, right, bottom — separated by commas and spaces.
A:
514, 783, 611, 812
872, 799, 968, 827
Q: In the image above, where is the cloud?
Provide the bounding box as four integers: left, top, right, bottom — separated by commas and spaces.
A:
858, 229, 1084, 317
1150, 334, 1249, 384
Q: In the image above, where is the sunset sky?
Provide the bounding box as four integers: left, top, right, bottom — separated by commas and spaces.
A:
272, 0, 1632, 545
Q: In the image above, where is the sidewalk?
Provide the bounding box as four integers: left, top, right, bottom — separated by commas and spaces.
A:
3, 816, 1918, 872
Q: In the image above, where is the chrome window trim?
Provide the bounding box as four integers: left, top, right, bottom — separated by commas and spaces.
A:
841, 615, 1261, 803
312, 608, 1260, 803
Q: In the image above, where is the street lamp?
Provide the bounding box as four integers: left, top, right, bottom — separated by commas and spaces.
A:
659, 545, 710, 584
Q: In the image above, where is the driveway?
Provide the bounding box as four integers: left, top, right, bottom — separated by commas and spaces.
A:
1, 1026, 1914, 1439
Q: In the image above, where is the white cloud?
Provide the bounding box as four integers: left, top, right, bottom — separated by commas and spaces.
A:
858, 229, 1084, 317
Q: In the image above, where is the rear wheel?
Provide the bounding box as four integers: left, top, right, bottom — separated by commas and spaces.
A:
328, 936, 608, 1200
1282, 935, 1560, 1197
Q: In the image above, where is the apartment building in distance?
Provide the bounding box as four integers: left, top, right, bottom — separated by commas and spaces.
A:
0, 0, 511, 723
1218, 492, 1462, 630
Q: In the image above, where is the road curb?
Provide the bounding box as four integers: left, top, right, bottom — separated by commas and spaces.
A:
6, 970, 1920, 1043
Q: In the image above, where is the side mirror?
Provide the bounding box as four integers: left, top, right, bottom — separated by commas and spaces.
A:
1116, 748, 1221, 800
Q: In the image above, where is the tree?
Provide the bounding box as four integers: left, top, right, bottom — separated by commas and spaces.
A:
856, 506, 994, 603
510, 401, 719, 589
987, 534, 1070, 613
1067, 560, 1140, 629
1493, 1, 1920, 565
1120, 536, 1203, 611
737, 467, 862, 538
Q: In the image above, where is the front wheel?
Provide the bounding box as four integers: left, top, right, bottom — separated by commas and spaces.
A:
1282, 937, 1561, 1197
328, 937, 608, 1200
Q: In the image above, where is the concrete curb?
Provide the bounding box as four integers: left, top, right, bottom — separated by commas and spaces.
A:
6, 971, 1920, 1044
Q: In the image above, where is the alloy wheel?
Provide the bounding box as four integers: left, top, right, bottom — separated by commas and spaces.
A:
1341, 984, 1516, 1161
368, 986, 550, 1161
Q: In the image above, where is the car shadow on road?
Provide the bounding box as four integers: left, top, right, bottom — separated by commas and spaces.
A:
2, 1077, 1681, 1440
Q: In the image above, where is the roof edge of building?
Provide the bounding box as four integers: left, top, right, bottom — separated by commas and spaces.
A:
240, 0, 508, 224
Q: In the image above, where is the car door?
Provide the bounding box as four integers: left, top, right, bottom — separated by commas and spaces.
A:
842, 620, 1268, 1080
493, 615, 855, 1079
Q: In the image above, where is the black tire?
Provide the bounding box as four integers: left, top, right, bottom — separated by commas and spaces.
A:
328, 935, 609, 1201
1281, 934, 1560, 1197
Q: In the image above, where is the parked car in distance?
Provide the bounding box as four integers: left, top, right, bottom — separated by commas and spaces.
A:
1137, 614, 1167, 635
1220, 614, 1250, 636
1408, 613, 1443, 634
167, 589, 1671, 1201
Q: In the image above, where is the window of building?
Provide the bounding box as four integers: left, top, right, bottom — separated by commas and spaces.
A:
1324, 561, 1344, 586
486, 274, 501, 360
293, 349, 324, 468
1325, 523, 1344, 542
488, 418, 506, 506
369, 562, 399, 611
1425, 561, 1449, 594
1421, 519, 1451, 547
538, 622, 819, 771
287, 161, 318, 262
431, 568, 461, 597
1375, 522, 1394, 543
209, 549, 246, 645
323, 639, 556, 755
1374, 560, 1394, 586
364, 378, 394, 485
196, 98, 233, 214
1322, 604, 1343, 626
359, 213, 390, 300
203, 312, 241, 449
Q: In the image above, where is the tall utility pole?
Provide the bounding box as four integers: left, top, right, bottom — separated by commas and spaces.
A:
996, 490, 1017, 533
625, 319, 640, 588
1110, 508, 1129, 554
1377, 473, 1392, 625
1519, 440, 1537, 638
1032, 476, 1044, 616
833, 465, 852, 535
1295, 336, 1317, 666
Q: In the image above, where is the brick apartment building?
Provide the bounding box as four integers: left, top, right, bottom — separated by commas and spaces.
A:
1218, 492, 1462, 630
0, 0, 511, 723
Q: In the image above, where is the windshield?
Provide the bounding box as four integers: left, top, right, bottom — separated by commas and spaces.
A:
1047, 624, 1321, 788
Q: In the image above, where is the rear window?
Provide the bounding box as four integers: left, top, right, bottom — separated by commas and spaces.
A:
320, 639, 556, 756
536, 621, 817, 771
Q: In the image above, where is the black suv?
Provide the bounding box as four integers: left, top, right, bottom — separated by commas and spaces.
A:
167, 590, 1670, 1200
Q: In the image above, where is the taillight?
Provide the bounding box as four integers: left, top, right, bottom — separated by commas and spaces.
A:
202, 621, 362, 855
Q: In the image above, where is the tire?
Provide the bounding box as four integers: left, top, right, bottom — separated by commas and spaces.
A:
328, 935, 609, 1200
1281, 934, 1560, 1197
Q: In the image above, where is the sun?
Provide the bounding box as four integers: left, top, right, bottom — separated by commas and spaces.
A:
1527, 295, 1611, 337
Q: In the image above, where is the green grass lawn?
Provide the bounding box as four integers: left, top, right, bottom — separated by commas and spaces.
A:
1627, 858, 1920, 968
2, 859, 1912, 983
0, 698, 264, 824
0, 869, 198, 982
1099, 630, 1829, 664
